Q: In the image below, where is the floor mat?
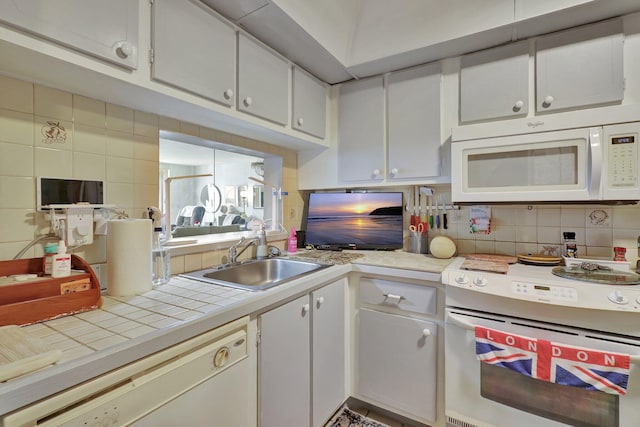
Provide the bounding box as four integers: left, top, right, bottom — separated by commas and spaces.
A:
325, 405, 390, 427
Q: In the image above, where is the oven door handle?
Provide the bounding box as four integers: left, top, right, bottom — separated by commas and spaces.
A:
446, 313, 475, 331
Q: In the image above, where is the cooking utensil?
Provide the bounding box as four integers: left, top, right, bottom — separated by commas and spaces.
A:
409, 223, 425, 234
420, 190, 428, 230
435, 198, 441, 229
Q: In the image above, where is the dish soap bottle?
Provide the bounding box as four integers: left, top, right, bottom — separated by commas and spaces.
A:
256, 223, 268, 259
288, 227, 297, 253
51, 240, 72, 278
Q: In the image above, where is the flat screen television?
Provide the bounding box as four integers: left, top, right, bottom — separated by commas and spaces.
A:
37, 177, 104, 210
303, 192, 403, 250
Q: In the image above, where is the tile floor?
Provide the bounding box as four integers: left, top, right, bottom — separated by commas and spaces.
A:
348, 403, 428, 427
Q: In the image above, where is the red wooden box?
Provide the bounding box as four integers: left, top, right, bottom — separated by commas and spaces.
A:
0, 255, 102, 326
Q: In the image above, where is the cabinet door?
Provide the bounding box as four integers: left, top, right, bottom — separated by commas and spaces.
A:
536, 19, 623, 113
338, 77, 384, 183
460, 41, 529, 123
293, 67, 327, 139
357, 308, 437, 423
259, 294, 310, 427
0, 0, 138, 69
388, 63, 441, 180
312, 279, 347, 427
238, 33, 289, 125
151, 0, 236, 107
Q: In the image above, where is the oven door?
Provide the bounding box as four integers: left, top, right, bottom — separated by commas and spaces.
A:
445, 308, 640, 427
451, 127, 599, 203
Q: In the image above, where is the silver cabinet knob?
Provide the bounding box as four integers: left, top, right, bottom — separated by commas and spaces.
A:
223, 89, 234, 100
243, 97, 253, 107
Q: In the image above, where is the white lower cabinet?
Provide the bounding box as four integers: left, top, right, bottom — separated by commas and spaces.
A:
259, 279, 347, 427
356, 277, 440, 425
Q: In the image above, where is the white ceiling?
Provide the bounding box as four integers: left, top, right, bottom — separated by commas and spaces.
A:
201, 0, 640, 84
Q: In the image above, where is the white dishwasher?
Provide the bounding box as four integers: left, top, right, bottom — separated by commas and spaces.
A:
2, 317, 252, 427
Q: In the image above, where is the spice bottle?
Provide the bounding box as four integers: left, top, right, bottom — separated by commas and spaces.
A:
613, 246, 627, 262
563, 232, 577, 258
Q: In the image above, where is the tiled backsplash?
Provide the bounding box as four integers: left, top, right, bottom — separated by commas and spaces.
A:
0, 75, 301, 271
430, 202, 640, 266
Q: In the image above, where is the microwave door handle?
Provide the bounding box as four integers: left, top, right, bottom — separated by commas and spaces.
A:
589, 127, 603, 199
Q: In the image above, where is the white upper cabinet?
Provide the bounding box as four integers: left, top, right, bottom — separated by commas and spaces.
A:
388, 63, 442, 180
151, 0, 236, 107
536, 19, 624, 113
292, 67, 327, 139
238, 33, 290, 125
460, 41, 529, 123
0, 0, 138, 69
338, 77, 385, 183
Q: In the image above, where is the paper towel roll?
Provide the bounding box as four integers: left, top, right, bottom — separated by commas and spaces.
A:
106, 219, 152, 296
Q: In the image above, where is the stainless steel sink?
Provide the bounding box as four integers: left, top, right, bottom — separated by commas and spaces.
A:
179, 258, 331, 291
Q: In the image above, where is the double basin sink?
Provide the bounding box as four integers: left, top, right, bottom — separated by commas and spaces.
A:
180, 258, 331, 291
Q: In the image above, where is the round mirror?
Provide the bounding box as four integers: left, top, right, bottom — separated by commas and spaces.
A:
200, 183, 222, 213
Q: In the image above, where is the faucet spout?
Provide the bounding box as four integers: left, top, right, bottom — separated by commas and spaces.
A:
229, 236, 258, 264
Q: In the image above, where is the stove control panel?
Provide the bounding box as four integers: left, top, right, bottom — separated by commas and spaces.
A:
444, 258, 640, 312
512, 281, 578, 302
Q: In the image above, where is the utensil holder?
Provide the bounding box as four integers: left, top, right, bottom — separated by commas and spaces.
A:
411, 232, 428, 254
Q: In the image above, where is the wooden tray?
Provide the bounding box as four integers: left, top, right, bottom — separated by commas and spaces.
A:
0, 255, 102, 326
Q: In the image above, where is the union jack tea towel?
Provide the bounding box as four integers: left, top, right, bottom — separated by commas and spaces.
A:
475, 325, 631, 395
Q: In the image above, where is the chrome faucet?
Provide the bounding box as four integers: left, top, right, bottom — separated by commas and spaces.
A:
228, 236, 259, 264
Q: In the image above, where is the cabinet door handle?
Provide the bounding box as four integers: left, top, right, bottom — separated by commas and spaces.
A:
382, 293, 405, 305
316, 296, 324, 308
372, 169, 381, 177
297, 117, 304, 126
223, 89, 234, 100
302, 303, 310, 316
542, 95, 554, 108
422, 328, 432, 338
390, 167, 399, 176
243, 96, 253, 107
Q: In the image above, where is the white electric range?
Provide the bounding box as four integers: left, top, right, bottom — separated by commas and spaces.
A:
442, 257, 640, 427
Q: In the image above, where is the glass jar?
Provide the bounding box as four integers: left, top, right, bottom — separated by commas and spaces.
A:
563, 232, 577, 258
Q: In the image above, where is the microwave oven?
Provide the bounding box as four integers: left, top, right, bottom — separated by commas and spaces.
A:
451, 122, 640, 203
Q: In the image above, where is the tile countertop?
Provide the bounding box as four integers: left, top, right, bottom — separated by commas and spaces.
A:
0, 250, 453, 416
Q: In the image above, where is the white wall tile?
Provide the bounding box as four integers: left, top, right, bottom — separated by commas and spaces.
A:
612, 206, 640, 228
560, 207, 586, 227
494, 241, 516, 255
537, 207, 560, 226
106, 130, 135, 158
0, 209, 35, 241
586, 208, 611, 227
159, 116, 180, 132
475, 240, 495, 253
73, 152, 106, 180
0, 177, 34, 208
516, 225, 537, 243
586, 228, 613, 247
73, 95, 105, 128
0, 76, 33, 113
134, 184, 159, 211
134, 135, 159, 161
106, 104, 134, 133
134, 160, 158, 185
35, 147, 73, 177
456, 239, 476, 255
0, 142, 33, 176
74, 125, 105, 155
184, 254, 202, 272
0, 109, 33, 145
537, 226, 561, 244
134, 111, 159, 138
34, 85, 72, 121
516, 207, 537, 226
35, 117, 72, 149
493, 225, 516, 242
516, 242, 537, 255
106, 156, 134, 183
105, 182, 134, 208
493, 207, 517, 226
